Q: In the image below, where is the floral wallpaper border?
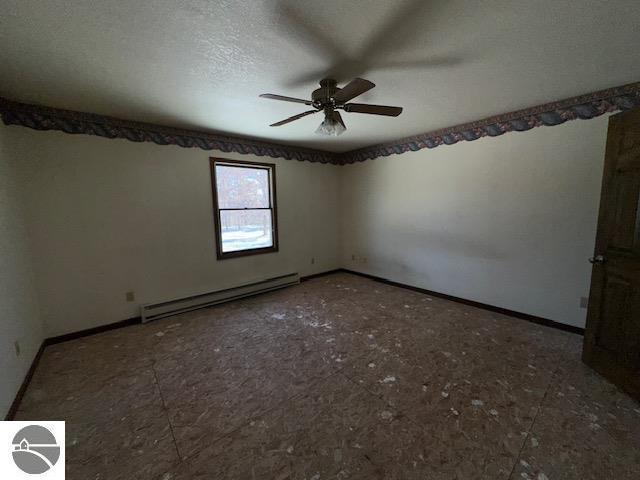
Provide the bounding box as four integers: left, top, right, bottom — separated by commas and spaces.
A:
2, 81, 639, 166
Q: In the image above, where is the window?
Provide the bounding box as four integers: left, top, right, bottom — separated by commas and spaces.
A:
210, 158, 278, 259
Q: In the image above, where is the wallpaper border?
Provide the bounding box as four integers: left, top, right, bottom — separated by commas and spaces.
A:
0, 97, 337, 164
1, 81, 639, 165
339, 81, 640, 164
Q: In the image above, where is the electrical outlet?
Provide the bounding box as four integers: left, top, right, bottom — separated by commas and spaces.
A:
126, 291, 135, 302
351, 254, 356, 261
580, 296, 589, 309
311, 257, 315, 265
14, 341, 21, 357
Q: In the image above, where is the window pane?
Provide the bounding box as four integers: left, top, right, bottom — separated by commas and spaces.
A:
220, 209, 273, 252
215, 165, 270, 209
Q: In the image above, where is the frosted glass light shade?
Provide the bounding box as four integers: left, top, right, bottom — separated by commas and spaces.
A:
315, 111, 346, 136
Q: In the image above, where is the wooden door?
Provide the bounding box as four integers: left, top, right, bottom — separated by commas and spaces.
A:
583, 108, 640, 400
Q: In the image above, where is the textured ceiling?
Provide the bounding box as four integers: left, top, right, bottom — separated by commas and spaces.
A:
1, 0, 640, 152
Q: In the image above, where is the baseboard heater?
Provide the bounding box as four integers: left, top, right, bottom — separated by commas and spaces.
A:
140, 272, 299, 323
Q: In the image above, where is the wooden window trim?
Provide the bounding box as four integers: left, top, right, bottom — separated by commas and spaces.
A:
210, 157, 279, 260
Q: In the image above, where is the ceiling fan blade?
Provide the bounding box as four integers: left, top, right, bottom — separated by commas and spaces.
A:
275, 4, 345, 65
332, 78, 375, 103
357, 0, 430, 60
377, 55, 463, 70
343, 103, 403, 117
260, 94, 313, 105
270, 110, 318, 127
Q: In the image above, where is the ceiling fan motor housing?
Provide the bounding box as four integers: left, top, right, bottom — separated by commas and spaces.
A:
312, 79, 339, 108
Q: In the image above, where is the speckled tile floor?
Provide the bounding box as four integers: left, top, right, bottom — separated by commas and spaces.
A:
15, 273, 640, 479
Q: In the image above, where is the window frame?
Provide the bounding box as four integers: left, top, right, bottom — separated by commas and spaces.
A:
210, 157, 279, 260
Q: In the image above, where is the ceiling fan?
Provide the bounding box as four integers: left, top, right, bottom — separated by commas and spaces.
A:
259, 78, 403, 136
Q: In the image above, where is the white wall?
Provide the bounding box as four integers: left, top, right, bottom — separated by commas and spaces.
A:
0, 112, 612, 417
340, 116, 610, 328
1, 124, 341, 337
1, 112, 610, 347
0, 126, 44, 416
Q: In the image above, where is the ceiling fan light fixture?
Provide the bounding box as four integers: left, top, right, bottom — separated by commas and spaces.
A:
315, 110, 346, 136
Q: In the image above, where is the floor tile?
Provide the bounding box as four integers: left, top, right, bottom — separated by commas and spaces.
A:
11, 273, 639, 480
